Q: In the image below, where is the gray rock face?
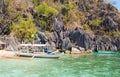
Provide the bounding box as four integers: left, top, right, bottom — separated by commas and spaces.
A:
51, 16, 64, 48
0, 0, 119, 52
0, 18, 12, 35
52, 16, 64, 32
93, 37, 117, 51
69, 28, 118, 51
103, 16, 118, 31
0, 0, 5, 14
115, 37, 120, 50
36, 31, 48, 44
0, 0, 11, 35
62, 37, 72, 50
50, 16, 73, 50
69, 28, 92, 50
0, 19, 11, 35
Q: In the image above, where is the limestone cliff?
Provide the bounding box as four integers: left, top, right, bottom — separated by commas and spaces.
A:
0, 0, 120, 51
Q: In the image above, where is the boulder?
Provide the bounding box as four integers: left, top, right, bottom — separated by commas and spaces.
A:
36, 31, 48, 44
62, 37, 72, 50
72, 46, 85, 51
71, 47, 81, 54
69, 28, 92, 50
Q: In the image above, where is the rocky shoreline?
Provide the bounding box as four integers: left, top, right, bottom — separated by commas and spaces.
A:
0, 0, 120, 52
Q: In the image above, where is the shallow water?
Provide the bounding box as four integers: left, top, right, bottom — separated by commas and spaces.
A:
0, 54, 120, 77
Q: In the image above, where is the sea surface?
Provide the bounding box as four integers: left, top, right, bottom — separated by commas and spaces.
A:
0, 54, 120, 77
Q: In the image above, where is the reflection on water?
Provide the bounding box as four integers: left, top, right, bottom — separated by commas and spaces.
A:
0, 54, 120, 77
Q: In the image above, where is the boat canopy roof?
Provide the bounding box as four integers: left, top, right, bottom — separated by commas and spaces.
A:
19, 44, 48, 47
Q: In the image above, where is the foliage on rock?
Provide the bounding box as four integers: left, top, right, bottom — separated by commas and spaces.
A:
61, 3, 81, 29
10, 18, 37, 41
35, 2, 58, 16
92, 19, 101, 27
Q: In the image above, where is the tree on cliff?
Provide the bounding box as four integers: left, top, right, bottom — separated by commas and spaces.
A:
10, 18, 37, 42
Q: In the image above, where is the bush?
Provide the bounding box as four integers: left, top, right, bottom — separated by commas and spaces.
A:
35, 2, 58, 16
6, 6, 14, 12
38, 19, 52, 31
92, 19, 101, 27
83, 24, 90, 30
61, 3, 76, 15
10, 18, 37, 41
0, 18, 4, 24
38, 20, 47, 27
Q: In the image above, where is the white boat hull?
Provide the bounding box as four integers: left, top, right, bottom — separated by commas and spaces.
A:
15, 52, 62, 58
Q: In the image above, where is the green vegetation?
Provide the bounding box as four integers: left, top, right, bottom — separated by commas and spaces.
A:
5, 0, 12, 5
103, 31, 120, 38
6, 6, 14, 12
35, 2, 58, 16
92, 19, 101, 27
33, 0, 38, 6
61, 3, 76, 13
10, 18, 37, 41
83, 24, 90, 30
118, 17, 120, 24
106, 31, 120, 37
38, 19, 52, 31
38, 20, 47, 27
0, 18, 4, 24
45, 31, 54, 39
1, 0, 120, 42
61, 3, 81, 29
5, 0, 23, 21
35, 1, 59, 30
12, 12, 22, 20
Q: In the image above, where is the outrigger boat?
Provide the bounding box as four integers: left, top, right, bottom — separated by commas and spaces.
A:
15, 44, 63, 58
93, 51, 119, 55
15, 52, 62, 58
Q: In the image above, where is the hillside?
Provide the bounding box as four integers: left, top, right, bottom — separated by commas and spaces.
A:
0, 0, 120, 51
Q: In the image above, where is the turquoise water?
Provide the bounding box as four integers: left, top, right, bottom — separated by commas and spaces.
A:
0, 54, 120, 77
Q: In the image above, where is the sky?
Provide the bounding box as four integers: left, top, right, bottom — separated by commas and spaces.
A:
105, 0, 120, 12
